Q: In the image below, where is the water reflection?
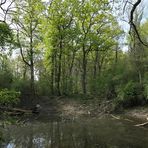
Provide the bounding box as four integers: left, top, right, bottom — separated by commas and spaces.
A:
1, 118, 148, 148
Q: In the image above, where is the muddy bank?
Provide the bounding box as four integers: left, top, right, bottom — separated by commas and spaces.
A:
123, 106, 148, 122
1, 96, 148, 124
58, 98, 148, 125
58, 99, 148, 125
0, 96, 114, 123
56, 97, 114, 120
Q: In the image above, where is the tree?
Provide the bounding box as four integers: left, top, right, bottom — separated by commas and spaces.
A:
13, 0, 43, 98
42, 0, 78, 95
129, 10, 144, 84
41, 0, 122, 96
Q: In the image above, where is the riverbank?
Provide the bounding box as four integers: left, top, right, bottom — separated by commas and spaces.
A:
1, 96, 148, 124
123, 106, 148, 122
56, 98, 148, 125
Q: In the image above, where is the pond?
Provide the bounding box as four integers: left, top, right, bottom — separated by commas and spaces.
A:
1, 117, 148, 148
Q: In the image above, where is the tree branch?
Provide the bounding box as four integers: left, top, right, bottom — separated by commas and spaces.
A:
16, 30, 31, 67
129, 0, 148, 46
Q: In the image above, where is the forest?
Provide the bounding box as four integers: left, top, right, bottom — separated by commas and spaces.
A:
1, 0, 148, 147
0, 0, 148, 115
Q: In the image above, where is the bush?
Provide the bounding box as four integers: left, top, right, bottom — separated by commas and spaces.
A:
0, 89, 20, 106
115, 81, 145, 108
11, 79, 31, 93
0, 70, 13, 89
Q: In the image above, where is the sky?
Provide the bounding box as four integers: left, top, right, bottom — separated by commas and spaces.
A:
143, 0, 148, 17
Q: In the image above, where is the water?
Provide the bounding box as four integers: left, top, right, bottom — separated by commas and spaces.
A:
1, 117, 148, 148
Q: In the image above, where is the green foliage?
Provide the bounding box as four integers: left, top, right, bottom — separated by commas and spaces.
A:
0, 89, 20, 106
0, 0, 146, 112
0, 71, 13, 89
115, 81, 145, 108
0, 22, 13, 46
41, 0, 122, 95
11, 79, 31, 93
0, 56, 13, 89
36, 77, 51, 96
0, 131, 4, 145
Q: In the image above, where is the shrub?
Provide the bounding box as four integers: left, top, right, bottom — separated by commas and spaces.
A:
0, 70, 13, 89
0, 89, 20, 106
115, 81, 145, 108
11, 79, 31, 93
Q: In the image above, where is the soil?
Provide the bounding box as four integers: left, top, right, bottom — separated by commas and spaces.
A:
16, 96, 114, 122
2, 95, 148, 124
124, 106, 148, 122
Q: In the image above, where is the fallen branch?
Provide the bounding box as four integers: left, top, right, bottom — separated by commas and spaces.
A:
0, 106, 32, 114
6, 111, 24, 116
111, 114, 134, 123
111, 114, 120, 120
124, 118, 134, 122
135, 122, 148, 127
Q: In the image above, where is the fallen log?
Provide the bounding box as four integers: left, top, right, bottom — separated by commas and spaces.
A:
6, 111, 25, 116
11, 108, 32, 113
0, 106, 32, 114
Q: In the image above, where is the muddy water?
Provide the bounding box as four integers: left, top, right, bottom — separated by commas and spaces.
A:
1, 117, 148, 148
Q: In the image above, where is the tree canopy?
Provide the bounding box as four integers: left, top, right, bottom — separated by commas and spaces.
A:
0, 0, 147, 108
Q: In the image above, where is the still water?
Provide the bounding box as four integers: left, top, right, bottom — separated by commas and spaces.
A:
1, 117, 148, 148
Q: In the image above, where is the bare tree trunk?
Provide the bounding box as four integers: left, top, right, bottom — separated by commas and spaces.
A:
82, 45, 87, 94
51, 53, 55, 95
30, 23, 35, 99
138, 70, 142, 84
68, 50, 76, 94
93, 50, 99, 80
57, 36, 63, 96
30, 48, 35, 98
115, 44, 118, 64
23, 64, 27, 80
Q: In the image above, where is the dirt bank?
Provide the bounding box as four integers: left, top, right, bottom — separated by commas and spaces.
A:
124, 106, 148, 122
56, 97, 114, 120
20, 96, 114, 122
1, 96, 148, 124
1, 96, 113, 123
58, 99, 148, 124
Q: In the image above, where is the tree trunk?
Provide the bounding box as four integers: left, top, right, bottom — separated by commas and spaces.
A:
30, 22, 35, 99
82, 45, 87, 94
57, 36, 63, 96
138, 70, 142, 84
115, 44, 118, 64
68, 50, 76, 94
51, 53, 55, 95
30, 50, 35, 98
93, 50, 99, 79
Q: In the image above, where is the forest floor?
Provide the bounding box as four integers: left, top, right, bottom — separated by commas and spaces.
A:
31, 96, 114, 122
8, 96, 114, 123
56, 98, 148, 123
1, 96, 148, 124
23, 96, 148, 123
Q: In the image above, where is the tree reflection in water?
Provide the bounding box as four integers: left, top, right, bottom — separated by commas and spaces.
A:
1, 118, 148, 148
